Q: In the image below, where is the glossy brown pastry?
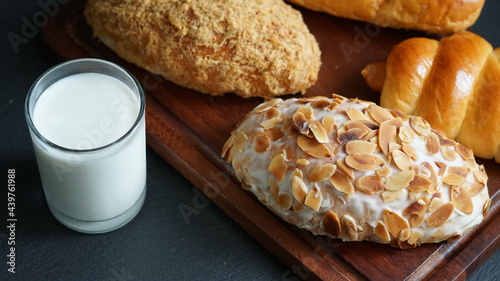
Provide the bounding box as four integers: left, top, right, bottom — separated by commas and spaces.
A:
84, 0, 321, 98
223, 95, 490, 248
287, 0, 484, 33
362, 31, 500, 163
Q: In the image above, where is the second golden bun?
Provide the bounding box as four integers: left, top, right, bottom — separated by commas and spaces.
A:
84, 0, 321, 98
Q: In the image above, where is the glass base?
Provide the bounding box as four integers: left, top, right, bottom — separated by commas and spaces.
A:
47, 186, 146, 234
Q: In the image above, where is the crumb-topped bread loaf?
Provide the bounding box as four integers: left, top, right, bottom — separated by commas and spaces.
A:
222, 95, 490, 248
84, 0, 321, 98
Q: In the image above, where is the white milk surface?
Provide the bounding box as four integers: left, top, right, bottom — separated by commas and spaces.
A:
32, 73, 146, 223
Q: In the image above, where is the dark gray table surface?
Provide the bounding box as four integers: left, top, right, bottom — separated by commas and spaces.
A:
1, 1, 499, 280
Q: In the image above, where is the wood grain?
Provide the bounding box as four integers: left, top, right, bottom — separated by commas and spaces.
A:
42, 1, 499, 280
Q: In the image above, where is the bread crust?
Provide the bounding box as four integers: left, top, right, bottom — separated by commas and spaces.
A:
287, 0, 485, 33
84, 0, 321, 98
362, 31, 500, 162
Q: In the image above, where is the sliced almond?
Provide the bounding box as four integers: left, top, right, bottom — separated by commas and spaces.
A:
391, 108, 409, 121
296, 159, 309, 166
456, 144, 474, 160
389, 142, 402, 153
284, 146, 296, 161
384, 117, 403, 128
451, 186, 473, 214
311, 98, 333, 110
426, 202, 454, 227
278, 193, 293, 210
241, 181, 251, 191
410, 116, 431, 136
332, 93, 347, 101
428, 197, 445, 213
345, 140, 377, 154
346, 121, 371, 132
442, 174, 466, 186
399, 228, 412, 241
341, 215, 359, 240
268, 153, 287, 181
281, 118, 294, 137
261, 116, 282, 130
297, 135, 331, 159
233, 132, 249, 152
291, 175, 308, 203
410, 214, 426, 227
345, 154, 386, 171
322, 211, 341, 237
292, 111, 310, 135
298, 105, 314, 118
407, 231, 421, 245
407, 175, 433, 192
364, 130, 379, 142
408, 191, 423, 201
392, 150, 414, 171
254, 133, 271, 153
435, 161, 448, 177
376, 166, 392, 178
483, 199, 491, 216
367, 104, 394, 124
254, 98, 282, 113
338, 128, 368, 145
304, 187, 323, 211
309, 120, 329, 143
442, 147, 459, 161
269, 176, 280, 204
403, 198, 428, 216
336, 158, 356, 180
449, 166, 468, 178
308, 163, 336, 183
292, 203, 305, 212
383, 209, 409, 238
361, 119, 380, 130
374, 221, 391, 242
422, 162, 439, 194
266, 126, 284, 141
264, 107, 280, 119
356, 175, 385, 194
398, 125, 417, 142
401, 142, 418, 160
466, 183, 486, 197
412, 165, 431, 178
378, 121, 397, 154
329, 100, 341, 111
386, 170, 415, 191
382, 189, 404, 203
439, 138, 457, 147
425, 132, 440, 155
322, 115, 336, 135
346, 106, 369, 121
473, 169, 488, 184
330, 170, 355, 195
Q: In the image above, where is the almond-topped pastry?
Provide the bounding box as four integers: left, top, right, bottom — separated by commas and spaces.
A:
222, 95, 490, 248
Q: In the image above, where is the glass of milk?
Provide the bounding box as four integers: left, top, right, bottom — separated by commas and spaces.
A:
25, 58, 147, 234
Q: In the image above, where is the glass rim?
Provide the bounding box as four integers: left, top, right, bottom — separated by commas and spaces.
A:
24, 58, 146, 153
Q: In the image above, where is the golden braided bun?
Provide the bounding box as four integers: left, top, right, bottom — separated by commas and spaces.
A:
362, 31, 500, 163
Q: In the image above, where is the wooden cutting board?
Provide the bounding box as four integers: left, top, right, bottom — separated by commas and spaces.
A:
43, 1, 499, 280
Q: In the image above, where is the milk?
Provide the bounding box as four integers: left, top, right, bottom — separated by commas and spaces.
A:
33, 73, 140, 150
28, 70, 146, 233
